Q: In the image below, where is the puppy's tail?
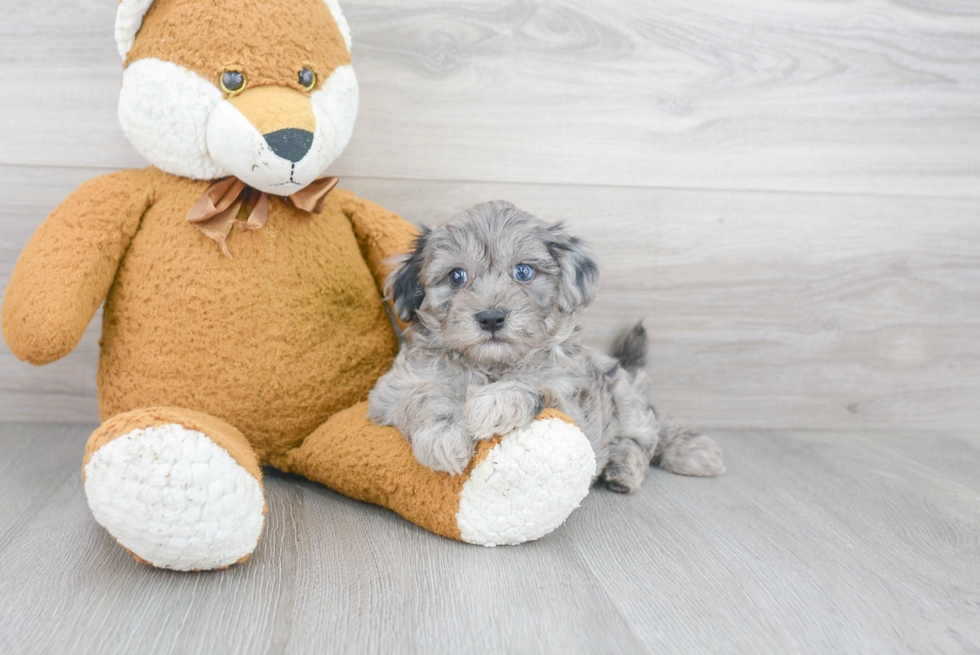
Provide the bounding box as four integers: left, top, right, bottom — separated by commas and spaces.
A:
654, 417, 727, 477
610, 321, 647, 372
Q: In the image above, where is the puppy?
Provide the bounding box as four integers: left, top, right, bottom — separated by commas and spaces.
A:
368, 201, 725, 491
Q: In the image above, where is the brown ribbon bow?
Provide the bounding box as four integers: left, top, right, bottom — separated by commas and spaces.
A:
187, 176, 339, 258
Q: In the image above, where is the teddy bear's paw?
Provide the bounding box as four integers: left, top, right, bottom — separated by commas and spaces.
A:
84, 423, 266, 571
456, 413, 595, 546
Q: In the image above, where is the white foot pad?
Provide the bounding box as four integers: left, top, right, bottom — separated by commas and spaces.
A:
457, 417, 596, 546
84, 424, 265, 571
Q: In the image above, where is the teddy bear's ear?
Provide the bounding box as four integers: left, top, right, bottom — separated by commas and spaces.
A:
115, 0, 155, 60
114, 0, 353, 61
322, 0, 353, 52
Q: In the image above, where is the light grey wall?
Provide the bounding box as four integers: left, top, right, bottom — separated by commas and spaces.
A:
1, 0, 978, 429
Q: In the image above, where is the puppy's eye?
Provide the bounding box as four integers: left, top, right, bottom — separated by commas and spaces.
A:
512, 264, 535, 282
449, 268, 468, 288
298, 68, 316, 90
219, 70, 246, 94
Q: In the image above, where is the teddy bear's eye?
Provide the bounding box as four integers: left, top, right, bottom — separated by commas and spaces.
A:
449, 268, 468, 288
220, 71, 246, 95
298, 68, 316, 90
512, 264, 535, 282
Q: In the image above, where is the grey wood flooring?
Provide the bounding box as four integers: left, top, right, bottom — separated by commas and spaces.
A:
1, 423, 977, 655
1, 2, 978, 650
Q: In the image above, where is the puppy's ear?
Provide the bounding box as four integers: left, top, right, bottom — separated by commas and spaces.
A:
387, 227, 431, 323
546, 222, 599, 312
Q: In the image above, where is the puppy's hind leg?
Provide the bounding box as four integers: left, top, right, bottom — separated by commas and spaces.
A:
601, 363, 661, 493
602, 437, 650, 493
655, 417, 726, 477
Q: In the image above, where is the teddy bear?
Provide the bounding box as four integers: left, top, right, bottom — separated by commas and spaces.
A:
1, 0, 596, 571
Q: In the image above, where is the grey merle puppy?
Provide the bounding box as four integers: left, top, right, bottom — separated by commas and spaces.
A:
368, 201, 725, 491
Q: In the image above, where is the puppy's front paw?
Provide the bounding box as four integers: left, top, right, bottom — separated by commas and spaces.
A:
464, 382, 544, 441
410, 421, 475, 476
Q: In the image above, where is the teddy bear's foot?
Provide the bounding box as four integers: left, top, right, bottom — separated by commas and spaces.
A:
283, 404, 595, 546
455, 410, 596, 546
83, 407, 266, 571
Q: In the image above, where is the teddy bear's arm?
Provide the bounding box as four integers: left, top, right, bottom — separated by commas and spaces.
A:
340, 191, 419, 295
1, 170, 153, 365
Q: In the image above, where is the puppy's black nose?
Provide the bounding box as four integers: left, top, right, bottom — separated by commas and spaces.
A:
264, 128, 314, 162
476, 309, 508, 333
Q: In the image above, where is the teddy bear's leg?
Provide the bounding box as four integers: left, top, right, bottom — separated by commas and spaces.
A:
280, 402, 596, 546
83, 407, 266, 571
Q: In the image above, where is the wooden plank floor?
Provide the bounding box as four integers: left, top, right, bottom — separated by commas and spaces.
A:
1, 423, 977, 654
1, 1, 978, 651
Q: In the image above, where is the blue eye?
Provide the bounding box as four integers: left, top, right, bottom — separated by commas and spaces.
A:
449, 268, 468, 288
513, 264, 535, 282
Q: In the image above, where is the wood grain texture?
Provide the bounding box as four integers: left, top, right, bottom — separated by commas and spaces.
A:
1, 2, 977, 651
0, 0, 977, 195
3, 166, 978, 430
0, 423, 977, 654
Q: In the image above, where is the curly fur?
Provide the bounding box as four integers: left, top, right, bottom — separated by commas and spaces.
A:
368, 201, 725, 488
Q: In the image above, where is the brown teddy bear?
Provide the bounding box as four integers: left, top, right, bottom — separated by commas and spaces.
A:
1, 0, 595, 570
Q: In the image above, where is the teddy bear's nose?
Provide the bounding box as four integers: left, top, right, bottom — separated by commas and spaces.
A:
264, 128, 314, 163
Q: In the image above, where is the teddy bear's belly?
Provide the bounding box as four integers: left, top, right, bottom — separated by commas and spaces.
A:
96, 193, 398, 462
